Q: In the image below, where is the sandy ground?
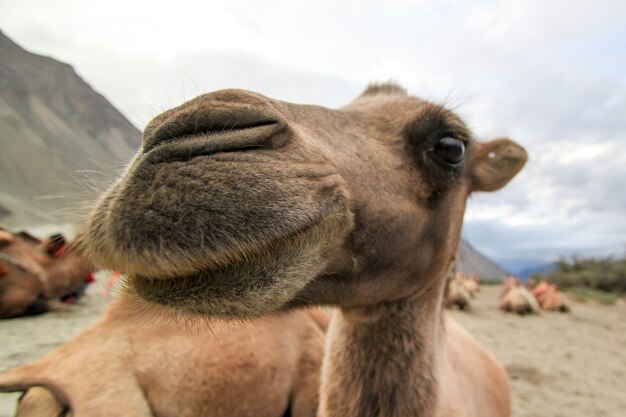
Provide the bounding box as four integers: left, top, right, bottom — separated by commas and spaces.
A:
451, 286, 626, 417
0, 283, 624, 416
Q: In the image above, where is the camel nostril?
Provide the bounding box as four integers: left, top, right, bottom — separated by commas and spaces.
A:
142, 101, 282, 153
154, 119, 278, 147
142, 120, 286, 164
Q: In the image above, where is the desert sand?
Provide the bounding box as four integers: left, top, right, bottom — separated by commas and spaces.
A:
0, 281, 624, 417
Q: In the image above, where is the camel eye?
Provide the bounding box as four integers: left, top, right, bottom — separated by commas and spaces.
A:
434, 137, 465, 166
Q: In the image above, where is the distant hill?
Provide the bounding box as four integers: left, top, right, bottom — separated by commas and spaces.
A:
516, 263, 556, 279
456, 240, 510, 281
0, 29, 139, 227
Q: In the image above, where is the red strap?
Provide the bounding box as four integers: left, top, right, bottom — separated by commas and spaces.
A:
85, 272, 96, 283
53, 244, 67, 258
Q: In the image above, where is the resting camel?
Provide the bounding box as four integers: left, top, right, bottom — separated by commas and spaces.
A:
531, 280, 571, 312
444, 271, 472, 310
0, 230, 94, 318
499, 276, 540, 315
80, 83, 527, 417
0, 296, 328, 416
460, 273, 480, 298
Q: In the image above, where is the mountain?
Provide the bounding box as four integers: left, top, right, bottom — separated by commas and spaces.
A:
515, 263, 556, 279
456, 240, 510, 281
0, 29, 140, 226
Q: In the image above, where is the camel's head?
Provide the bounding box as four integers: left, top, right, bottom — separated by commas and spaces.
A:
82, 84, 526, 317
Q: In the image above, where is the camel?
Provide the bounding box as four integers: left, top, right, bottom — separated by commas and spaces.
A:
499, 276, 540, 315
80, 83, 527, 417
444, 272, 480, 309
0, 229, 93, 318
460, 273, 480, 298
0, 295, 328, 417
444, 271, 472, 310
531, 280, 571, 312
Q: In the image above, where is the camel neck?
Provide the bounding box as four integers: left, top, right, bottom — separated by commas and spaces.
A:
319, 292, 444, 417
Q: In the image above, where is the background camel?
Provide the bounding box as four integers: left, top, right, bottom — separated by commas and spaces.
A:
499, 277, 540, 315
0, 295, 328, 417
445, 271, 472, 310
0, 229, 94, 318
460, 273, 480, 298
0, 231, 46, 317
531, 280, 571, 312
80, 83, 527, 417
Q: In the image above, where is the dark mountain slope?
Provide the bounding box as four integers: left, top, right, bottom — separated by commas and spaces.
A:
0, 29, 139, 226
457, 239, 509, 281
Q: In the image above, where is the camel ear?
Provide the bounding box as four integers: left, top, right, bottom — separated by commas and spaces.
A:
470, 138, 527, 192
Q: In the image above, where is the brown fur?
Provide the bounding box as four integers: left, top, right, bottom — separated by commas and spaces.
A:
0, 296, 327, 417
0, 230, 93, 318
81, 84, 527, 416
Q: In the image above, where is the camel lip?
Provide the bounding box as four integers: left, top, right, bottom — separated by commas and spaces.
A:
142, 121, 285, 165
123, 200, 348, 283
130, 223, 317, 282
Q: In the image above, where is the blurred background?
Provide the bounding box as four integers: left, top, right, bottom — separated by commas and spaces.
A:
0, 1, 624, 416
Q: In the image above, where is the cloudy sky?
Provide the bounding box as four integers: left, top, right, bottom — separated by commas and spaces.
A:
1, 0, 625, 272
